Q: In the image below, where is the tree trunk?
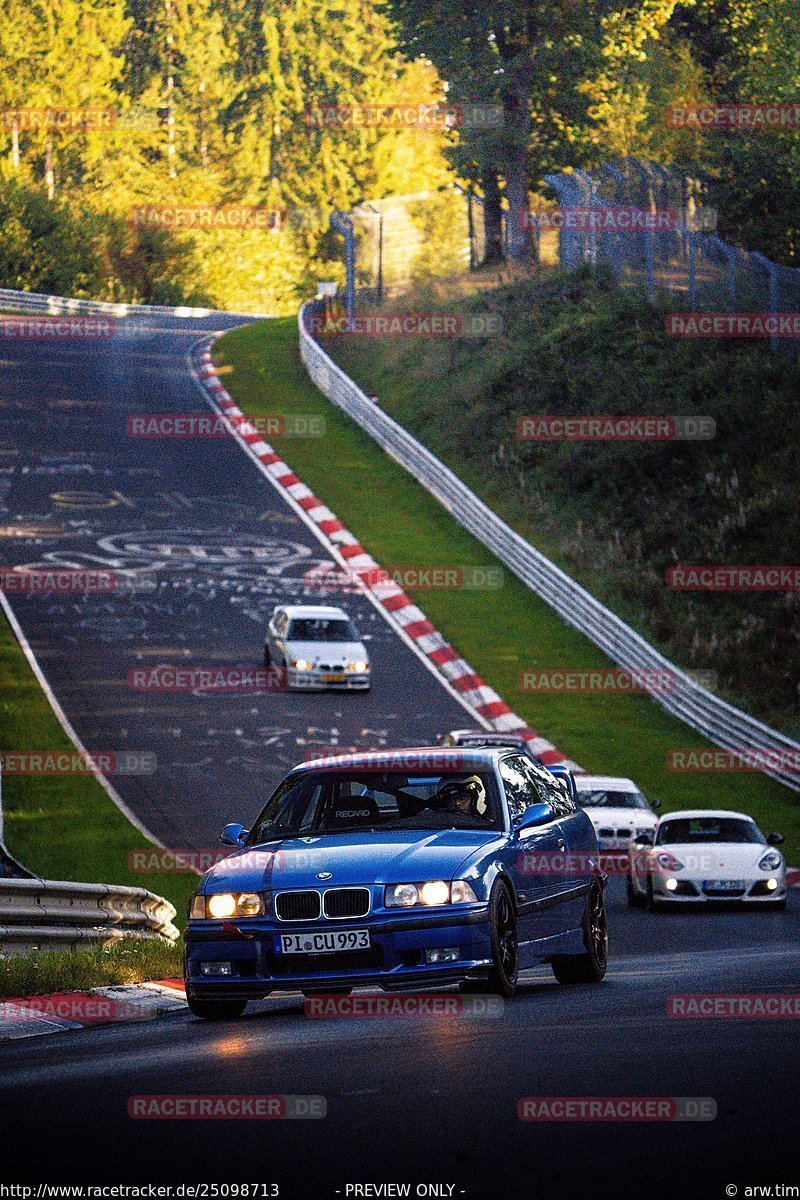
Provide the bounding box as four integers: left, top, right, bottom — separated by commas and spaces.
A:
45, 134, 55, 199
481, 169, 504, 264
501, 63, 532, 262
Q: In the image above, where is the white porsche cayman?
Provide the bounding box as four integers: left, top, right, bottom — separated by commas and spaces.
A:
627, 809, 787, 910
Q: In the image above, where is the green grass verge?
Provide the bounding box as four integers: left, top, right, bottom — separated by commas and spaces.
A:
215, 317, 800, 862
0, 614, 196, 927
0, 937, 182, 999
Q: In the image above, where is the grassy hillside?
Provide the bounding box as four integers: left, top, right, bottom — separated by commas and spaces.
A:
326, 268, 800, 740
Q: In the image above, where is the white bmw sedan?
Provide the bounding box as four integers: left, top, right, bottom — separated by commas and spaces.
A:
574, 775, 659, 851
627, 809, 787, 910
264, 604, 371, 690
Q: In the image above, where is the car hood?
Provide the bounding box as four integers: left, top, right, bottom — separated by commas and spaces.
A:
582, 807, 657, 828
203, 829, 501, 892
654, 842, 778, 875
285, 639, 367, 666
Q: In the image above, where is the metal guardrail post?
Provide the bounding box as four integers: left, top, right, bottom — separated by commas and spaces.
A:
330, 211, 356, 323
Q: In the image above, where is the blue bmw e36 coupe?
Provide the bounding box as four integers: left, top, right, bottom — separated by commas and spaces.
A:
183, 746, 608, 1018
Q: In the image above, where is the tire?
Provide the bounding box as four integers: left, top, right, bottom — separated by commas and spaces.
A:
626, 874, 644, 908
186, 993, 248, 1020
486, 881, 518, 997
645, 874, 660, 912
551, 878, 608, 985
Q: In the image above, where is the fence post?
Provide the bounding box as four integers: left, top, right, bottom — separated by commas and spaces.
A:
752, 252, 778, 351
330, 210, 356, 322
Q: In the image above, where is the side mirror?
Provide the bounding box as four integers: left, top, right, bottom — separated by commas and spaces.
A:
767, 832, 785, 846
516, 801, 555, 832
361, 634, 373, 642
634, 832, 654, 846
221, 822, 248, 847
652, 799, 662, 810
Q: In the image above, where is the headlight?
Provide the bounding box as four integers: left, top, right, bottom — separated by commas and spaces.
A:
758, 850, 783, 871
636, 826, 654, 837
347, 660, 369, 673
192, 892, 266, 919
655, 852, 684, 872
385, 880, 478, 907
292, 659, 311, 672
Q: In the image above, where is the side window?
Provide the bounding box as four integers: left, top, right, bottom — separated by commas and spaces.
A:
542, 774, 573, 817
499, 756, 539, 819
517, 761, 572, 817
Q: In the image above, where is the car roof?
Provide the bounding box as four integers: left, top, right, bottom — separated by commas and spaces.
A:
276, 605, 349, 620
574, 775, 640, 791
296, 746, 507, 771
657, 809, 753, 822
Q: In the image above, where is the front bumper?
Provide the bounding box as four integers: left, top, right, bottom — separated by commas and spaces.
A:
185, 904, 492, 998
286, 667, 370, 691
651, 874, 787, 901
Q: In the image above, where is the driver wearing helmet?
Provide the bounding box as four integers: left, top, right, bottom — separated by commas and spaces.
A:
435, 774, 487, 819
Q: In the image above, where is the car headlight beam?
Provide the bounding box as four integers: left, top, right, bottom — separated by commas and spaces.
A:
385, 880, 478, 908
292, 658, 311, 672
193, 892, 266, 920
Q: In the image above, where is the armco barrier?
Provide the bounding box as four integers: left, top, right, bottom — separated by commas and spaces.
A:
298, 300, 800, 793
0, 286, 266, 324
0, 878, 179, 956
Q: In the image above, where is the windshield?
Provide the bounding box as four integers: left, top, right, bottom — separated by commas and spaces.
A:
286, 618, 357, 642
248, 769, 502, 842
656, 817, 764, 846
577, 789, 650, 811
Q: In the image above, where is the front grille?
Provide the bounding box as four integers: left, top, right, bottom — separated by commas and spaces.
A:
617, 827, 632, 838
599, 827, 614, 837
275, 890, 321, 921
268, 946, 384, 976
323, 888, 371, 918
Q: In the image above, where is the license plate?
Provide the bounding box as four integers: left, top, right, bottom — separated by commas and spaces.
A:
702, 879, 744, 891
274, 929, 370, 955
323, 673, 346, 684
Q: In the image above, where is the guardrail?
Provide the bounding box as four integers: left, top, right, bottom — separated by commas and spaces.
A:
0, 285, 266, 323
0, 878, 179, 956
298, 300, 800, 792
